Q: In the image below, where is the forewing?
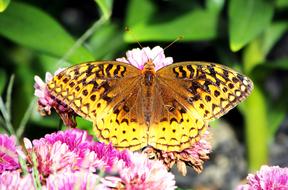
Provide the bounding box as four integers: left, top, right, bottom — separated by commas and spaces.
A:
47, 61, 148, 150
156, 61, 253, 121
148, 61, 253, 152
47, 61, 140, 121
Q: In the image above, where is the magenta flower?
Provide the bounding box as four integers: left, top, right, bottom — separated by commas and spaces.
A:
89, 141, 131, 171
32, 128, 93, 156
25, 137, 80, 176
237, 165, 288, 190
0, 171, 35, 190
28, 129, 131, 173
116, 46, 173, 70
45, 171, 108, 190
0, 134, 20, 174
21, 129, 176, 189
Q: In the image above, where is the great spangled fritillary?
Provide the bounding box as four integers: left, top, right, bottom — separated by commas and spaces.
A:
47, 59, 253, 152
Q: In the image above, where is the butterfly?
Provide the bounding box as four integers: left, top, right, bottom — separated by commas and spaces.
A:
46, 49, 253, 152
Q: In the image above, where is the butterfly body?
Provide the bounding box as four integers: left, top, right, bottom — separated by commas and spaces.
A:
141, 59, 157, 126
47, 60, 253, 152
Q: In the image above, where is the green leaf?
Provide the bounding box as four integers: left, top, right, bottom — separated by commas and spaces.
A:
0, 2, 94, 63
276, 0, 288, 8
243, 38, 266, 73
0, 69, 6, 95
229, 0, 274, 52
38, 54, 71, 72
0, 0, 10, 12
124, 0, 219, 42
243, 23, 287, 73
126, 0, 155, 26
95, 0, 113, 20
206, 0, 225, 13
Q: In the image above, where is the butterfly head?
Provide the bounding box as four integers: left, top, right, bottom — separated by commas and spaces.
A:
143, 59, 155, 71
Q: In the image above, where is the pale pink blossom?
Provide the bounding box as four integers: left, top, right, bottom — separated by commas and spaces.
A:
116, 46, 173, 70
0, 134, 20, 173
237, 165, 288, 190
0, 171, 35, 190
34, 68, 65, 115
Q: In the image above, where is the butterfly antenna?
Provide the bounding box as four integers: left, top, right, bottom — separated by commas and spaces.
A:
125, 26, 150, 60
152, 36, 184, 62
125, 27, 144, 49
163, 35, 184, 52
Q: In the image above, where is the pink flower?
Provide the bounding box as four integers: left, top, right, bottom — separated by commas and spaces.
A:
22, 129, 176, 189
142, 130, 212, 176
237, 165, 288, 190
116, 46, 173, 70
24, 129, 132, 175
0, 128, 177, 189
110, 152, 176, 190
25, 138, 80, 176
32, 128, 93, 156
0, 171, 35, 190
45, 171, 108, 190
89, 141, 132, 171
0, 134, 20, 173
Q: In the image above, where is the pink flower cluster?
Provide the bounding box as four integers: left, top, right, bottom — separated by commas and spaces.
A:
237, 165, 288, 190
0, 129, 176, 189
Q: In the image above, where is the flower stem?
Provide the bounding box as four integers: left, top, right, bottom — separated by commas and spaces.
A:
0, 97, 16, 136
16, 98, 36, 138
243, 38, 268, 171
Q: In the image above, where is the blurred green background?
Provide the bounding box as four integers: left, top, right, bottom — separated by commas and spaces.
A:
0, 0, 287, 189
